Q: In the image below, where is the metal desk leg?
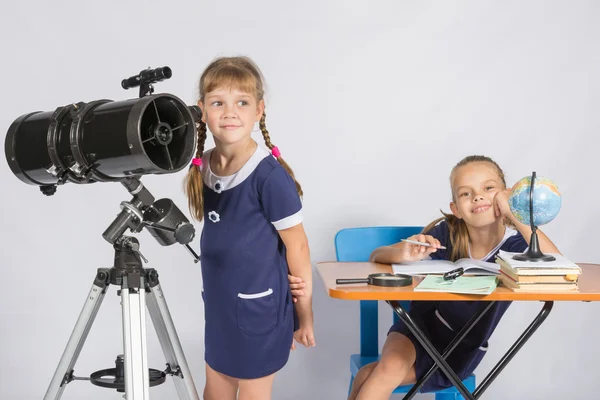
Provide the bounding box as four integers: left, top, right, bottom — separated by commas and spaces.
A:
472, 301, 553, 398
393, 300, 553, 399
387, 301, 475, 400
401, 301, 496, 400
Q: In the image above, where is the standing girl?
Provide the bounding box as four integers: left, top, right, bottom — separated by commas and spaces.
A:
348, 155, 561, 399
184, 56, 315, 400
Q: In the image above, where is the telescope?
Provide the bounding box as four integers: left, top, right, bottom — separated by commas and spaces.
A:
5, 66, 200, 196
4, 65, 201, 251
4, 67, 203, 400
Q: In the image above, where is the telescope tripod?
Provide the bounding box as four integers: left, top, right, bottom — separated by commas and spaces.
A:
44, 235, 200, 400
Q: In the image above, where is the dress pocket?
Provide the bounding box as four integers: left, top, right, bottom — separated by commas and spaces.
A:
236, 288, 277, 336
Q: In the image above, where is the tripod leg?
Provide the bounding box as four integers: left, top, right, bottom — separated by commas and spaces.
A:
44, 270, 110, 400
146, 278, 200, 400
121, 273, 150, 400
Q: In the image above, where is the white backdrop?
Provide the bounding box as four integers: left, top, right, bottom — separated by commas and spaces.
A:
1, 1, 599, 399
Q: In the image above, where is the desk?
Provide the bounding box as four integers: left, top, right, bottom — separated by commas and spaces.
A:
317, 261, 600, 399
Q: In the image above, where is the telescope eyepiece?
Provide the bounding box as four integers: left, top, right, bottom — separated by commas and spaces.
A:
121, 67, 172, 90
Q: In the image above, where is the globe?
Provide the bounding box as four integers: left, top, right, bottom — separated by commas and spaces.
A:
508, 175, 562, 226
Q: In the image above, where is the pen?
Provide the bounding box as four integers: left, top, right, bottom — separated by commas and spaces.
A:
401, 239, 446, 250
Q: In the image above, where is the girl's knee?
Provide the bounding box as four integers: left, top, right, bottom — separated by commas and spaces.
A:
204, 364, 238, 400
379, 358, 412, 375
356, 361, 378, 380
204, 386, 237, 400
378, 333, 417, 377
351, 361, 378, 398
237, 373, 275, 400
378, 353, 412, 378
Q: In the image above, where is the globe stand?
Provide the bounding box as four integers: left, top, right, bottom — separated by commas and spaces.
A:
512, 171, 556, 262
513, 226, 556, 262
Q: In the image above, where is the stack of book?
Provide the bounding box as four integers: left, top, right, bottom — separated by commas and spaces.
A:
495, 250, 581, 292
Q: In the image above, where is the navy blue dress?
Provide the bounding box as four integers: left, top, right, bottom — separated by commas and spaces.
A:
199, 146, 303, 379
389, 220, 527, 392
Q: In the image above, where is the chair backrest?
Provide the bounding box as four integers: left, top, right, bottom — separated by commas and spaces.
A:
335, 226, 423, 356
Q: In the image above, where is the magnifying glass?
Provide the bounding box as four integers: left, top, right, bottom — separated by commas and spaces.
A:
336, 273, 413, 287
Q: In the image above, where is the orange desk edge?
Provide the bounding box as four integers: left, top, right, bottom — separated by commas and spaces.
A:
316, 261, 600, 302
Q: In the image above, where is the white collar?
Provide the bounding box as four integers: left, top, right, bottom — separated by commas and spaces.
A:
469, 226, 518, 261
201, 146, 270, 193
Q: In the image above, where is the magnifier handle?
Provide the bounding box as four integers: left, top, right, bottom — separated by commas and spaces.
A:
336, 278, 368, 284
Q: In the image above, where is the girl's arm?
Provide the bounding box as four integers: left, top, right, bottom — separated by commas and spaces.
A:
494, 190, 561, 254
369, 244, 407, 264
278, 223, 315, 347
370, 234, 442, 264
509, 219, 561, 254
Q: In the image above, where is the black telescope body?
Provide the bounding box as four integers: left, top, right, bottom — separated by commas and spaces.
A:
5, 93, 198, 193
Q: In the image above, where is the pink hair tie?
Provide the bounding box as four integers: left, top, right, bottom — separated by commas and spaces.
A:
271, 146, 281, 158
192, 157, 202, 167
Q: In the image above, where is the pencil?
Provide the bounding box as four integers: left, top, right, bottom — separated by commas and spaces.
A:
401, 239, 447, 250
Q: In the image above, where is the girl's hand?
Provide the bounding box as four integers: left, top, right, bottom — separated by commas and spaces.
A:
288, 274, 305, 303
400, 234, 442, 262
493, 189, 513, 219
292, 323, 316, 350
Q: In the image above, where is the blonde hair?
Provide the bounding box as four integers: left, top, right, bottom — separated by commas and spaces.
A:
422, 155, 508, 261
184, 56, 302, 221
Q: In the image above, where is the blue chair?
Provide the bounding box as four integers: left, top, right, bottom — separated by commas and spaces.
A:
334, 226, 476, 399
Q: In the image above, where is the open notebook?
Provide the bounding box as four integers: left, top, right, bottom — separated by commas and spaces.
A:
392, 258, 499, 276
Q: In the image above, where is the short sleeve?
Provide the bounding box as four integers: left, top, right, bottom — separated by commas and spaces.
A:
501, 231, 528, 253
260, 166, 303, 230
423, 220, 451, 261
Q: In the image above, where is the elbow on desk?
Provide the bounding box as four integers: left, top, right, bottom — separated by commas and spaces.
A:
369, 247, 401, 264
